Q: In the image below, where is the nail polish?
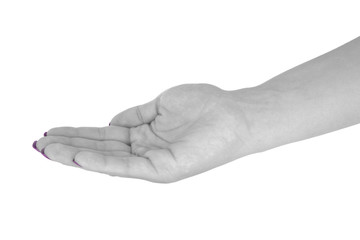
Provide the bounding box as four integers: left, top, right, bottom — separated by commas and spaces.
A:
32, 141, 40, 152
41, 148, 50, 159
44, 132, 47, 136
73, 159, 82, 167
109, 122, 111, 126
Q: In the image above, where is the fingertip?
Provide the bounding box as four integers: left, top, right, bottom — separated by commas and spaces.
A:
73, 159, 82, 167
73, 151, 88, 167
41, 148, 50, 159
110, 98, 158, 128
44, 132, 47, 137
32, 141, 40, 152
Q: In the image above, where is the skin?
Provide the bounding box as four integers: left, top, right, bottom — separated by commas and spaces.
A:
33, 36, 360, 183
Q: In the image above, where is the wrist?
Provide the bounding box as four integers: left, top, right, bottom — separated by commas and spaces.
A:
225, 84, 300, 154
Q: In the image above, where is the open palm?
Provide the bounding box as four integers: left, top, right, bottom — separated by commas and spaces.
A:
33, 84, 251, 182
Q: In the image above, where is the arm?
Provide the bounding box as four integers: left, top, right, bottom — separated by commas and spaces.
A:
234, 37, 360, 153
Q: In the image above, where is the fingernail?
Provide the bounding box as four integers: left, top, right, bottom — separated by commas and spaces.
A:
44, 132, 47, 136
109, 122, 111, 126
32, 141, 40, 152
73, 159, 82, 167
41, 148, 50, 159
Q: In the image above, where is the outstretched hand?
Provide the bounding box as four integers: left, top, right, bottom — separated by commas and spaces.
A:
33, 38, 360, 182
33, 84, 254, 183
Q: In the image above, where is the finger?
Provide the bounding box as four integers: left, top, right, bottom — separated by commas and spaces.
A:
110, 98, 158, 127
74, 151, 160, 182
43, 143, 132, 166
35, 136, 130, 152
47, 126, 130, 144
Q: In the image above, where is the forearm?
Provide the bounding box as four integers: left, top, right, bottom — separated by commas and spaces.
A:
233, 37, 360, 152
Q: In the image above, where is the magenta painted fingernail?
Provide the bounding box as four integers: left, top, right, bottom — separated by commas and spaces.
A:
41, 148, 50, 159
32, 141, 40, 152
73, 159, 82, 167
44, 132, 47, 136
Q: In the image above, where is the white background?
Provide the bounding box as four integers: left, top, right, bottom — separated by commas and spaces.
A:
1, 1, 359, 239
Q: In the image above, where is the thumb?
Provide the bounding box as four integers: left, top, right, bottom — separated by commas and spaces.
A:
110, 98, 159, 127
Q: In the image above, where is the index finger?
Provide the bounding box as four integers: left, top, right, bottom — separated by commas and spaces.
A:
47, 126, 130, 144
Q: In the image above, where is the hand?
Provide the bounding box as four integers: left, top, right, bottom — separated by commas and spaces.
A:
33, 84, 254, 183
32, 37, 360, 183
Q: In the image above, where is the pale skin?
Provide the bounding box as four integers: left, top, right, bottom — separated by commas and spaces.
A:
33, 37, 360, 183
